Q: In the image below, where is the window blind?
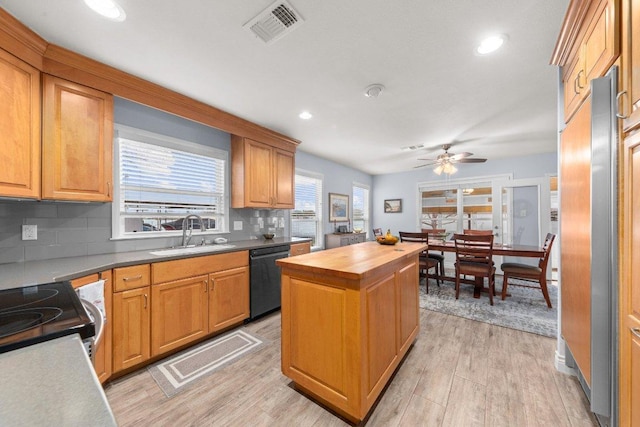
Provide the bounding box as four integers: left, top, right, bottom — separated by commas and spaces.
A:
119, 138, 225, 217
292, 172, 323, 248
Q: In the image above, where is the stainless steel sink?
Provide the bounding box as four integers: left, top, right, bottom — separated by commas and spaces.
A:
149, 244, 235, 256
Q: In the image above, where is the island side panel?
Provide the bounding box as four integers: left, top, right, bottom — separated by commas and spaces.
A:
365, 272, 398, 400
280, 271, 363, 417
398, 259, 420, 355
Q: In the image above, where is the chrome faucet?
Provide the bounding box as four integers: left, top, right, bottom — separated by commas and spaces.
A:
182, 214, 205, 247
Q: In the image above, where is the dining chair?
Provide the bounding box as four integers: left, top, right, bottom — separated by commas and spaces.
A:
372, 228, 383, 237
399, 232, 440, 293
453, 233, 496, 305
421, 228, 446, 281
500, 233, 556, 308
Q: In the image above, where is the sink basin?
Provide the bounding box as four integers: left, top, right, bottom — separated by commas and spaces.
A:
149, 244, 236, 256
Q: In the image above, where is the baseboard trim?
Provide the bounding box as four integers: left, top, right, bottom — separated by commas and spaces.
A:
555, 349, 577, 376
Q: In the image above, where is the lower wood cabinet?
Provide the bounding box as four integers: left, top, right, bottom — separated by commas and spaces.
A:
112, 285, 151, 372
151, 275, 209, 356
110, 252, 249, 375
208, 266, 250, 333
148, 251, 250, 359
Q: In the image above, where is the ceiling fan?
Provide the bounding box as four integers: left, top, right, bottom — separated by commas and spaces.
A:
414, 144, 487, 175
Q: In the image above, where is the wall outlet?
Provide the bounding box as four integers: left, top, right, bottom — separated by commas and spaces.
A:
22, 224, 37, 240
233, 221, 243, 231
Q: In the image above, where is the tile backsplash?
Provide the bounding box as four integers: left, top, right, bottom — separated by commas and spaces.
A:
0, 200, 288, 264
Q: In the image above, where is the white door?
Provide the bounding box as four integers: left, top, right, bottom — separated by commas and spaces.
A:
492, 177, 551, 266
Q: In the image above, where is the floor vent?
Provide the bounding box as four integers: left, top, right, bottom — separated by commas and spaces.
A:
244, 0, 304, 44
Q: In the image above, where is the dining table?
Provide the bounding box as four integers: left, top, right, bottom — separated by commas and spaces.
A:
426, 239, 545, 298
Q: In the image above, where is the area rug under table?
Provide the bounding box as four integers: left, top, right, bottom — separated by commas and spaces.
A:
148, 329, 267, 397
420, 275, 558, 338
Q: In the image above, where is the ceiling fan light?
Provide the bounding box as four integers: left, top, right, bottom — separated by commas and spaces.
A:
440, 162, 457, 175
433, 165, 444, 175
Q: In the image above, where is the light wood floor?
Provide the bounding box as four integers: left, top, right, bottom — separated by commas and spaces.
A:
105, 308, 597, 426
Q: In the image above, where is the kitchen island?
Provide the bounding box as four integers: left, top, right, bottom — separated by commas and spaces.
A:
276, 241, 425, 423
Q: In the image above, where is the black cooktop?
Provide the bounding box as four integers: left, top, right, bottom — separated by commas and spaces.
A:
0, 281, 94, 354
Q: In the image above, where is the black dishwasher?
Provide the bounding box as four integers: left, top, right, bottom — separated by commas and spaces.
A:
249, 245, 290, 320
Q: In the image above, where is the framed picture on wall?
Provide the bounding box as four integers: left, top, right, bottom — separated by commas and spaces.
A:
384, 199, 402, 213
329, 193, 349, 222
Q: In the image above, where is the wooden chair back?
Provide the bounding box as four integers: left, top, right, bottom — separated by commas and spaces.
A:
398, 231, 429, 244
453, 233, 494, 271
463, 229, 493, 235
538, 233, 556, 271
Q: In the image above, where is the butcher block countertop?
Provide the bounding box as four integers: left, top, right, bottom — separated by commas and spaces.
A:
276, 241, 426, 283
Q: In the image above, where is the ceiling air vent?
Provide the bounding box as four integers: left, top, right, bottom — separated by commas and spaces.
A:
244, 1, 304, 44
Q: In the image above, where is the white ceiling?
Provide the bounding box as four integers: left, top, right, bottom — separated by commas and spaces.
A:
0, 0, 569, 175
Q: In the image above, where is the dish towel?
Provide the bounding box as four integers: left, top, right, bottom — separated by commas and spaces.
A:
77, 280, 106, 322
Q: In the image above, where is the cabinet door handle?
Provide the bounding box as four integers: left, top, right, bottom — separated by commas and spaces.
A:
204, 280, 208, 292
631, 327, 640, 340
107, 182, 111, 197
123, 275, 142, 282
210, 279, 215, 291
144, 293, 148, 309
576, 70, 585, 90
616, 90, 629, 119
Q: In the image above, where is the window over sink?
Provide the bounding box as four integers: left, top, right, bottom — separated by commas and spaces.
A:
112, 125, 228, 239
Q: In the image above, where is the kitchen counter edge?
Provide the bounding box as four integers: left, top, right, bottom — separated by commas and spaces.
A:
0, 237, 311, 290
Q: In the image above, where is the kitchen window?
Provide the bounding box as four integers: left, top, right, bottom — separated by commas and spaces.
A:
291, 170, 323, 250
352, 183, 370, 237
112, 125, 228, 239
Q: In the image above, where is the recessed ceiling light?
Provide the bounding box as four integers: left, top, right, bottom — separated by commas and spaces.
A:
364, 84, 385, 98
299, 111, 313, 120
476, 34, 507, 55
84, 0, 126, 22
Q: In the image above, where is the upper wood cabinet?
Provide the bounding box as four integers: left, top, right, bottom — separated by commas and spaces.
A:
42, 74, 113, 202
231, 136, 295, 209
621, 0, 640, 131
561, 0, 619, 122
0, 48, 40, 199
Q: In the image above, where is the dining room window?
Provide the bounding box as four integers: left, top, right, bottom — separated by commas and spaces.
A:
352, 183, 370, 237
418, 174, 509, 237
112, 125, 228, 239
291, 170, 323, 250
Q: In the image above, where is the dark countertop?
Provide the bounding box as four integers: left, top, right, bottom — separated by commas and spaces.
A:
0, 237, 310, 290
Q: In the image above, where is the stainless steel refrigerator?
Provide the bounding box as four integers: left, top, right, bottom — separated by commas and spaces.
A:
565, 66, 619, 426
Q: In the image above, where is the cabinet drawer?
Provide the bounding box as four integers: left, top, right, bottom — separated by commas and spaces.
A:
113, 264, 150, 292
152, 250, 249, 284
290, 242, 310, 256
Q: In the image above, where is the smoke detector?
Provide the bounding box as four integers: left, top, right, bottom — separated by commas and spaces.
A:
244, 1, 304, 44
364, 84, 385, 98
